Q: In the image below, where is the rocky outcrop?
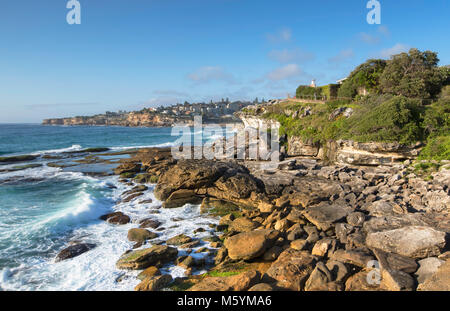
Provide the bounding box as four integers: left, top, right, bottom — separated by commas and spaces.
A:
224, 229, 279, 260
188, 270, 261, 291
55, 243, 96, 262
116, 245, 178, 270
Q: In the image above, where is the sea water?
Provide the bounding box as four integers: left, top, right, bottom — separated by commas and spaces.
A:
0, 124, 227, 291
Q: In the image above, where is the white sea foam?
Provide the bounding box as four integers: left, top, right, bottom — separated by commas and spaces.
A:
31, 144, 83, 155
0, 173, 219, 291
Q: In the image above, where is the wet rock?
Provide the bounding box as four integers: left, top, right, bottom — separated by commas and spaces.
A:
163, 189, 202, 208
188, 270, 261, 291
127, 228, 158, 243
224, 229, 279, 260
135, 274, 173, 291
345, 271, 383, 291
137, 266, 161, 281
264, 249, 316, 291
365, 226, 446, 259
101, 212, 130, 225
139, 218, 161, 229
116, 245, 178, 270
122, 192, 144, 203
166, 234, 193, 246
55, 243, 96, 262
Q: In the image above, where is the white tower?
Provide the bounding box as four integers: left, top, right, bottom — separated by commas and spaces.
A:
310, 79, 316, 88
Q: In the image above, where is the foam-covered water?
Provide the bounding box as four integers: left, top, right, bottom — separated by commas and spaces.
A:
0, 124, 223, 291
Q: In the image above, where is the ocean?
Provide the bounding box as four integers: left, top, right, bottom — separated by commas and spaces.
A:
0, 124, 224, 291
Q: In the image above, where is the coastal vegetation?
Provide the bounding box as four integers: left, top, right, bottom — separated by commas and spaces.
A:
260, 48, 450, 160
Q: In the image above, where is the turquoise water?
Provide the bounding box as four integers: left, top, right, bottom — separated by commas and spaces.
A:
0, 124, 222, 291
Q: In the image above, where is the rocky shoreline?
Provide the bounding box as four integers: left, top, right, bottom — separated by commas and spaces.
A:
55, 146, 450, 291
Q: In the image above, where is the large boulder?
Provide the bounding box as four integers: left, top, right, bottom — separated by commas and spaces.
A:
116, 245, 178, 270
228, 217, 259, 233
163, 189, 202, 208
417, 259, 450, 291
135, 274, 173, 291
55, 243, 96, 262
127, 228, 158, 243
114, 162, 141, 175
264, 249, 317, 291
365, 226, 446, 259
224, 229, 279, 260
188, 270, 261, 291
154, 160, 244, 201
302, 203, 353, 231
166, 234, 193, 246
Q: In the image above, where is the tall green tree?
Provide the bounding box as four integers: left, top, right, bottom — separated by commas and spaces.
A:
337, 59, 386, 98
379, 48, 444, 99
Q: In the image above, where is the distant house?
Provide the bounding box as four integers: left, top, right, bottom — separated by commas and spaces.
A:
336, 77, 347, 84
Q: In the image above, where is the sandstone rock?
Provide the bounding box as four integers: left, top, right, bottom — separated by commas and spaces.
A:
415, 257, 445, 284
286, 223, 305, 241
188, 270, 261, 291
263, 246, 283, 261
365, 226, 446, 259
330, 249, 374, 268
311, 238, 337, 257
139, 218, 161, 229
381, 268, 415, 291
127, 228, 158, 243
114, 163, 141, 175
302, 203, 352, 231
135, 274, 172, 291
163, 189, 202, 208
345, 271, 383, 291
219, 214, 235, 226
166, 234, 193, 246
258, 201, 275, 213
155, 160, 243, 201
214, 173, 262, 200
274, 219, 291, 231
264, 249, 316, 291
100, 212, 130, 225
228, 217, 259, 233
107, 213, 131, 225
137, 266, 161, 280
116, 245, 178, 270
325, 260, 349, 283
305, 262, 342, 291
248, 283, 274, 291
371, 248, 418, 274
346, 212, 366, 227
224, 229, 279, 260
417, 259, 450, 291
55, 243, 96, 262
290, 239, 308, 251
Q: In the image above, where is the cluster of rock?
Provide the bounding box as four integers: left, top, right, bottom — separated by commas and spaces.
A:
54, 147, 449, 291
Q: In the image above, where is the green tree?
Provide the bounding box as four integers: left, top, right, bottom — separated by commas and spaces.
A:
337, 59, 386, 99
379, 48, 444, 99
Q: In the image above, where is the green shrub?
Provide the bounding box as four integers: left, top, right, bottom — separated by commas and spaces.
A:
418, 136, 450, 160
296, 85, 323, 98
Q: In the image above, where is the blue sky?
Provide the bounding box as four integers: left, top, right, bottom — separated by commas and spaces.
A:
0, 0, 449, 123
